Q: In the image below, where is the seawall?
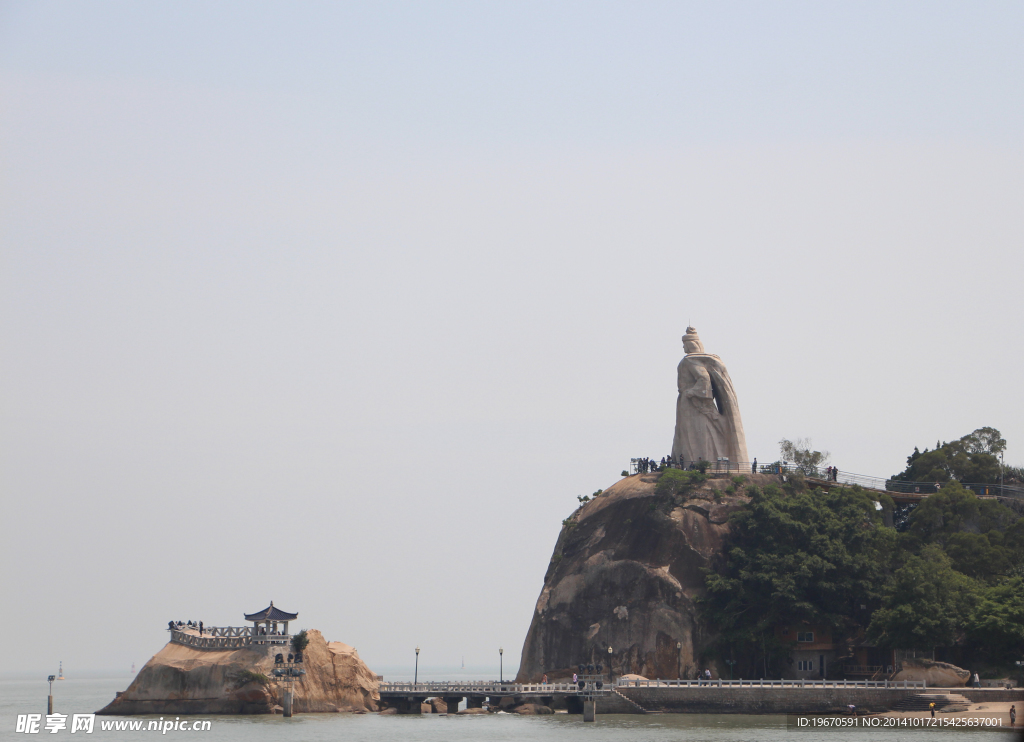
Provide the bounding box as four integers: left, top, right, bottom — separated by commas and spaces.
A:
615, 685, 1024, 714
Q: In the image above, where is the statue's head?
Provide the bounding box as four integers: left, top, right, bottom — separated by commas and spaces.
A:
682, 326, 705, 355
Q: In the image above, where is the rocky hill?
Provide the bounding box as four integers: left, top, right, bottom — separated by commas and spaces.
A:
516, 471, 779, 682
98, 629, 378, 715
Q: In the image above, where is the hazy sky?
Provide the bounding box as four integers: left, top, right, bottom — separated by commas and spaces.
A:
2, 1, 1022, 678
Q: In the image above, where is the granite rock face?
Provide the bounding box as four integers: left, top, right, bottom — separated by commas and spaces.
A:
515, 472, 768, 682
98, 629, 379, 715
893, 658, 970, 687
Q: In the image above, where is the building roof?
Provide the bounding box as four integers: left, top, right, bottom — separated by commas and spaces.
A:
244, 601, 298, 622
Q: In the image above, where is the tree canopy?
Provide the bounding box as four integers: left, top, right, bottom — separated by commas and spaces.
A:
701, 481, 894, 674
866, 545, 979, 651
891, 427, 1006, 484
701, 447, 1024, 674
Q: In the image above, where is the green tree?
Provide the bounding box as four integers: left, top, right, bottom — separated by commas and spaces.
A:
891, 428, 1005, 484
866, 545, 979, 651
290, 629, 309, 654
901, 483, 1019, 582
778, 438, 830, 477
702, 482, 894, 673
966, 577, 1024, 658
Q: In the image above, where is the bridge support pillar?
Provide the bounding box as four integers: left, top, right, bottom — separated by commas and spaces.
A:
443, 697, 463, 713
282, 687, 293, 717
465, 696, 484, 709
583, 700, 596, 722
396, 697, 427, 714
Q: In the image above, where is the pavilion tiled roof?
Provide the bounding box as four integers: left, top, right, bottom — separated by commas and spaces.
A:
244, 601, 298, 622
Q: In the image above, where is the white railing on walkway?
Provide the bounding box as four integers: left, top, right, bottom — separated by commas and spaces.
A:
379, 677, 927, 694
379, 681, 576, 694
614, 678, 926, 689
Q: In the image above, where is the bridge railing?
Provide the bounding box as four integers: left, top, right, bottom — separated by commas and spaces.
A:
379, 677, 927, 693
614, 677, 926, 689
379, 681, 577, 694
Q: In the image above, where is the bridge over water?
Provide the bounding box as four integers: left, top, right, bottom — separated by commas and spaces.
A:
377, 677, 940, 715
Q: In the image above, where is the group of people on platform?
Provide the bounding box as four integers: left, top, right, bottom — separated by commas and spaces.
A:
168, 619, 205, 636
633, 455, 743, 474
633, 455, 702, 473
632, 457, 843, 481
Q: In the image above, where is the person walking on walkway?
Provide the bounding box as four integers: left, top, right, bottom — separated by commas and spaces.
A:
973, 672, 980, 688
1009, 704, 1016, 727
929, 701, 935, 717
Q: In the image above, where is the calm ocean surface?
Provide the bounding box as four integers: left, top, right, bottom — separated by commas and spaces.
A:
2, 677, 1016, 742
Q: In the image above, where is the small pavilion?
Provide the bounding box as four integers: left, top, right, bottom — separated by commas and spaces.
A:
245, 601, 298, 642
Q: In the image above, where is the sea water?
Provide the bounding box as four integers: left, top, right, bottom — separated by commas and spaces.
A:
1, 677, 1015, 742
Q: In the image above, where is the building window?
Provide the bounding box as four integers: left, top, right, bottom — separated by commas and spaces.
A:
797, 660, 813, 671
797, 632, 814, 643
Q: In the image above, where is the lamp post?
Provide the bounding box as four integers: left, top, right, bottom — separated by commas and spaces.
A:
676, 642, 682, 679
414, 646, 420, 686
499, 647, 503, 683
47, 675, 55, 715
725, 659, 736, 680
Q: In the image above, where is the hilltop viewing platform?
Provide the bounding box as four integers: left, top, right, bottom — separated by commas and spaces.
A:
167, 602, 298, 650
628, 457, 1024, 505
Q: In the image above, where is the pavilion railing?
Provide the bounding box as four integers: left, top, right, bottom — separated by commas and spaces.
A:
168, 629, 251, 650
167, 625, 292, 650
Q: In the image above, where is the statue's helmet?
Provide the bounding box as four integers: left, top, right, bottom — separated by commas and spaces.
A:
682, 326, 705, 354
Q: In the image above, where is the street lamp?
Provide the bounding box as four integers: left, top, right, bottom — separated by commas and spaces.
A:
725, 659, 737, 680
414, 646, 420, 686
499, 647, 504, 683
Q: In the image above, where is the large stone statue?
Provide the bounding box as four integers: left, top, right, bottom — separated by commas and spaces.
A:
671, 326, 749, 467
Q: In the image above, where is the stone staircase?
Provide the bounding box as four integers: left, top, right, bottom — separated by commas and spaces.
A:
891, 693, 971, 712
610, 688, 648, 714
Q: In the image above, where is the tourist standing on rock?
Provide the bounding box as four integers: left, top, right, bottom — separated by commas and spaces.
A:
199, 621, 203, 636
752, 458, 757, 474
541, 674, 548, 685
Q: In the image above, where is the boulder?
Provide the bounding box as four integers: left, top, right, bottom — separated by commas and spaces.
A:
513, 703, 553, 715
428, 697, 448, 713
893, 659, 970, 687
420, 702, 432, 714
97, 629, 379, 715
516, 473, 779, 681
458, 707, 488, 715
379, 707, 398, 715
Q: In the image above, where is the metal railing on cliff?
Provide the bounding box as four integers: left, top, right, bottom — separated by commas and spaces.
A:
629, 459, 1024, 500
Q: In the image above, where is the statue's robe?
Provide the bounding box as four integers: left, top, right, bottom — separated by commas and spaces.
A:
671, 353, 749, 466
